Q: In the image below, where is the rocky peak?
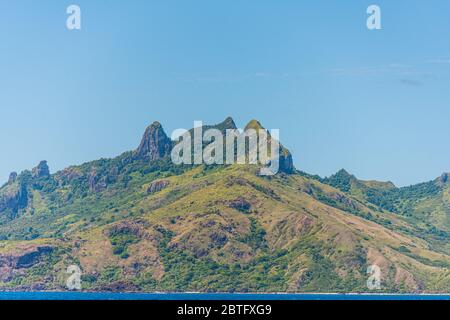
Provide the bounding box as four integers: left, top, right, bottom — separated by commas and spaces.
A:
244, 119, 294, 174
332, 169, 359, 182
0, 179, 28, 217
439, 172, 449, 185
8, 172, 17, 184
279, 149, 294, 174
32, 161, 50, 179
336, 169, 351, 177
186, 117, 238, 139
244, 119, 264, 131
147, 180, 170, 194
135, 121, 172, 161
210, 116, 237, 133
221, 116, 237, 129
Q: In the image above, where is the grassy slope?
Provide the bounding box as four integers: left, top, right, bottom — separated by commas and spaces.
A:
323, 170, 450, 255
1, 164, 448, 293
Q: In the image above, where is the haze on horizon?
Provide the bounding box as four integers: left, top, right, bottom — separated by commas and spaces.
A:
1, 0, 450, 187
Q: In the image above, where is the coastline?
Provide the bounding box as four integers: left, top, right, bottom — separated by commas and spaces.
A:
0, 291, 449, 300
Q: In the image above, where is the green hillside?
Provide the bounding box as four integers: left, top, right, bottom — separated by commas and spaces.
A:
323, 169, 450, 254
0, 118, 448, 293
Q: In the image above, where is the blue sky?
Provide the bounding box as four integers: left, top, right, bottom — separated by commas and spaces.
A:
1, 0, 450, 186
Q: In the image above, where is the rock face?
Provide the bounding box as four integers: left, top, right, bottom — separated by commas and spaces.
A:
228, 197, 252, 213
244, 119, 264, 131
330, 192, 358, 210
147, 180, 170, 194
135, 122, 172, 161
278, 150, 294, 174
88, 169, 108, 193
0, 182, 28, 217
32, 161, 50, 179
57, 167, 83, 184
212, 116, 237, 133
8, 172, 17, 184
187, 116, 238, 139
244, 119, 295, 174
0, 246, 53, 269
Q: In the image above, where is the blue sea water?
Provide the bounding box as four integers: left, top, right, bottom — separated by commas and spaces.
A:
0, 292, 448, 300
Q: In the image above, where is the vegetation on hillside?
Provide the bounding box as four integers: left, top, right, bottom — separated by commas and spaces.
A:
0, 119, 448, 293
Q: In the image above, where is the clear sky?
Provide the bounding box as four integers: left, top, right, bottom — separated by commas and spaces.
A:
1, 0, 450, 186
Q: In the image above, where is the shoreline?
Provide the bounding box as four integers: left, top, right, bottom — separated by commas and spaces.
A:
0, 291, 449, 295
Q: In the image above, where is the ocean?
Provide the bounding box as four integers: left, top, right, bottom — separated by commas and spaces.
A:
0, 292, 448, 300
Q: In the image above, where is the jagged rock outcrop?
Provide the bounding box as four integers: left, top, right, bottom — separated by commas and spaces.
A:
244, 119, 295, 174
330, 192, 358, 210
244, 119, 264, 132
32, 161, 50, 179
439, 173, 449, 184
8, 172, 17, 184
278, 150, 294, 174
211, 116, 237, 133
57, 167, 83, 184
147, 180, 169, 194
135, 122, 172, 161
88, 169, 108, 193
0, 246, 53, 269
187, 116, 238, 137
0, 182, 28, 217
227, 197, 252, 213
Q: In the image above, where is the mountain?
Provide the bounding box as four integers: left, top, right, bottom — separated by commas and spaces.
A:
134, 121, 173, 161
322, 169, 450, 254
0, 118, 448, 293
